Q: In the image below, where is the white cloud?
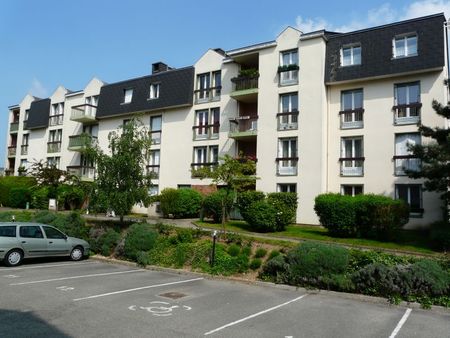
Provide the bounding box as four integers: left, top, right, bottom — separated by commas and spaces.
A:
29, 78, 48, 98
295, 1, 449, 34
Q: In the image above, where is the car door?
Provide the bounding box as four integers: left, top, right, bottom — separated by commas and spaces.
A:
18, 225, 48, 257
42, 226, 70, 256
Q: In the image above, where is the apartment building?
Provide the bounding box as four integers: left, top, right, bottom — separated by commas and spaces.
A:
5, 13, 448, 228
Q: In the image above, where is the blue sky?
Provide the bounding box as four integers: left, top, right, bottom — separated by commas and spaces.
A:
1, 0, 449, 168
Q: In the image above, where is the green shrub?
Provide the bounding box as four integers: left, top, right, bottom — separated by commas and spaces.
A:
268, 250, 280, 260
429, 221, 450, 251
236, 191, 265, 219
250, 258, 262, 270
159, 188, 202, 218
254, 247, 267, 258
0, 176, 35, 207
267, 192, 298, 211
270, 200, 296, 231
124, 223, 158, 260
202, 190, 235, 223
175, 228, 194, 243
227, 244, 241, 257
208, 245, 249, 275
30, 186, 50, 210
0, 211, 33, 222
33, 210, 58, 224
96, 229, 121, 256
57, 184, 85, 210
241, 245, 252, 257
245, 200, 277, 232
8, 187, 31, 209
348, 249, 415, 273
285, 242, 349, 284
260, 255, 288, 282
49, 212, 89, 241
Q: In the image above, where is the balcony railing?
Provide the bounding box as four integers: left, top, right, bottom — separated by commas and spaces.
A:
277, 111, 299, 130
21, 145, 28, 156
340, 157, 365, 176
394, 155, 421, 176
278, 65, 299, 86
194, 86, 221, 104
70, 104, 97, 123
49, 114, 64, 126
340, 109, 364, 129
67, 166, 95, 182
193, 123, 220, 140
229, 116, 258, 138
191, 162, 218, 177
146, 165, 160, 179
68, 134, 97, 151
393, 103, 421, 125
10, 122, 19, 133
276, 157, 298, 176
7, 146, 17, 157
150, 131, 161, 145
47, 141, 61, 153
231, 76, 258, 92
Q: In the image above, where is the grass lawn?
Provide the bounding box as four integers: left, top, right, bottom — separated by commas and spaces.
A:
195, 220, 438, 255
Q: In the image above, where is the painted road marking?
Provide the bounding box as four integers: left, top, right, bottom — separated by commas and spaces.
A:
204, 294, 307, 336
3, 274, 20, 278
389, 308, 412, 338
73, 277, 204, 302
56, 286, 75, 291
0, 261, 97, 271
10, 269, 144, 285
129, 301, 192, 317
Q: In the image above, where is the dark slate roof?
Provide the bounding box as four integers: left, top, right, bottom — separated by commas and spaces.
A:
26, 98, 50, 129
96, 67, 194, 119
325, 14, 446, 84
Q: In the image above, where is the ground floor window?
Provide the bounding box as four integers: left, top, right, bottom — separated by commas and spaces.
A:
277, 183, 296, 193
341, 185, 363, 196
395, 184, 423, 217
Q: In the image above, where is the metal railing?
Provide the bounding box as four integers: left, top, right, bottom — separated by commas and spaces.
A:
394, 156, 421, 176
340, 109, 364, 129
393, 103, 421, 125
194, 86, 221, 104
277, 111, 299, 130
192, 123, 220, 140
49, 114, 64, 126
229, 116, 258, 135
7, 146, 17, 157
47, 141, 61, 153
9, 122, 19, 133
146, 165, 160, 179
279, 70, 298, 85
276, 157, 298, 176
71, 104, 97, 120
68, 134, 97, 149
339, 157, 365, 176
231, 76, 258, 91
190, 162, 218, 177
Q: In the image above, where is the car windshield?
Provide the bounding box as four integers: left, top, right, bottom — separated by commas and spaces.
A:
0, 226, 17, 237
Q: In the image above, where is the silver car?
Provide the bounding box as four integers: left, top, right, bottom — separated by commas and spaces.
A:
0, 222, 90, 267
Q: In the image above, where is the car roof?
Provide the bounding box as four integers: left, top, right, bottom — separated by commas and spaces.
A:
0, 222, 49, 227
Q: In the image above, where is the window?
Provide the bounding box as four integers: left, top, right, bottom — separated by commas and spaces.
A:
212, 71, 221, 98
193, 108, 220, 140
279, 49, 299, 85
149, 83, 160, 99
47, 156, 60, 169
196, 73, 210, 102
394, 133, 421, 176
340, 89, 363, 129
48, 129, 62, 153
341, 185, 363, 196
49, 102, 64, 125
277, 184, 296, 193
149, 185, 159, 196
195, 71, 221, 103
394, 82, 421, 124
395, 184, 423, 216
278, 93, 298, 130
281, 49, 298, 67
192, 145, 218, 172
19, 225, 43, 239
148, 150, 160, 179
85, 96, 98, 116
150, 116, 162, 145
0, 226, 16, 237
43, 226, 66, 239
209, 145, 219, 164
277, 137, 298, 175
123, 88, 133, 103
341, 44, 361, 66
340, 137, 364, 176
394, 34, 417, 58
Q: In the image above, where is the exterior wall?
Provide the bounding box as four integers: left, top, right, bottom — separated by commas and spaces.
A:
327, 71, 446, 228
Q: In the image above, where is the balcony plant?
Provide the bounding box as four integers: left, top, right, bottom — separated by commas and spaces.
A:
231, 68, 260, 82
277, 64, 299, 73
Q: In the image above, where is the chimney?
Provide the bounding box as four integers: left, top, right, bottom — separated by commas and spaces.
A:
152, 62, 173, 74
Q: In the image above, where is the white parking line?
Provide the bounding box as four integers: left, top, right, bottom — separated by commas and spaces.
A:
10, 269, 145, 285
73, 277, 204, 302
389, 308, 412, 338
204, 294, 307, 336
0, 261, 97, 271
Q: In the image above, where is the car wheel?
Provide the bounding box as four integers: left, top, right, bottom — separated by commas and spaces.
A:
70, 246, 84, 261
5, 249, 23, 267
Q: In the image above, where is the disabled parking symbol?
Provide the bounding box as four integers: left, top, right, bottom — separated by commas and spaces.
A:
128, 301, 192, 317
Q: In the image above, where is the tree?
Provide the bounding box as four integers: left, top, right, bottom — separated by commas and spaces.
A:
194, 154, 257, 231
407, 100, 450, 221
29, 160, 73, 199
86, 117, 152, 223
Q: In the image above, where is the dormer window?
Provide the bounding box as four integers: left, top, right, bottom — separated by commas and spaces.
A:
393, 34, 417, 58
341, 44, 361, 66
149, 83, 160, 99
123, 88, 133, 104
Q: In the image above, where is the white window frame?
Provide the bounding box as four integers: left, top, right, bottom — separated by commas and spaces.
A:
123, 88, 133, 104
393, 33, 418, 58
340, 137, 363, 176
341, 185, 363, 196
279, 49, 299, 85
340, 89, 363, 129
149, 83, 160, 99
277, 137, 298, 175
394, 133, 421, 175
341, 44, 361, 66
277, 183, 296, 193
150, 115, 162, 145
278, 93, 298, 130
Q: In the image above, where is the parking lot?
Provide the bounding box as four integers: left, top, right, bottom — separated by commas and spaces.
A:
0, 259, 449, 338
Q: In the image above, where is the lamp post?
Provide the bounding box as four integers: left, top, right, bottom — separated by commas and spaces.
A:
210, 230, 217, 267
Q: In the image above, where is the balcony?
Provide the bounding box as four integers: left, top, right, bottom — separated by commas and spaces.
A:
278, 65, 299, 86
47, 141, 61, 153
193, 123, 220, 140
10, 122, 19, 133
7, 146, 17, 157
68, 134, 97, 151
393, 103, 421, 125
70, 104, 97, 123
277, 111, 299, 130
190, 162, 218, 177
67, 166, 95, 182
340, 157, 365, 176
194, 87, 221, 104
276, 157, 298, 176
394, 155, 421, 176
21, 145, 28, 156
229, 116, 258, 139
340, 109, 364, 129
146, 165, 160, 179
230, 76, 258, 102
49, 114, 64, 126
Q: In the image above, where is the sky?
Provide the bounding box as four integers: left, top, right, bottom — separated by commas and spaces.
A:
1, 0, 449, 168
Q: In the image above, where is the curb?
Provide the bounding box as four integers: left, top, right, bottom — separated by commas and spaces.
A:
91, 255, 450, 315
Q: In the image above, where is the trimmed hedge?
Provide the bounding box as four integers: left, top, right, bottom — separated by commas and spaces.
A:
159, 188, 202, 218
202, 190, 234, 223
236, 191, 265, 219
0, 176, 35, 207
314, 193, 409, 238
9, 187, 31, 208
245, 200, 277, 232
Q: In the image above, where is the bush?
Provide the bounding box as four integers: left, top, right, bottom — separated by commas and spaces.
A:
236, 191, 265, 219
268, 250, 280, 260
174, 228, 194, 243
0, 211, 33, 222
254, 247, 267, 258
241, 245, 252, 257
97, 229, 121, 256
285, 242, 349, 284
49, 212, 89, 241
0, 176, 35, 207
57, 184, 85, 210
8, 187, 31, 208
260, 255, 288, 282
124, 223, 158, 260
203, 190, 234, 223
250, 258, 262, 270
159, 188, 202, 218
267, 192, 298, 211
31, 187, 50, 210
245, 200, 277, 232
227, 244, 241, 257
429, 221, 450, 251
208, 244, 249, 275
